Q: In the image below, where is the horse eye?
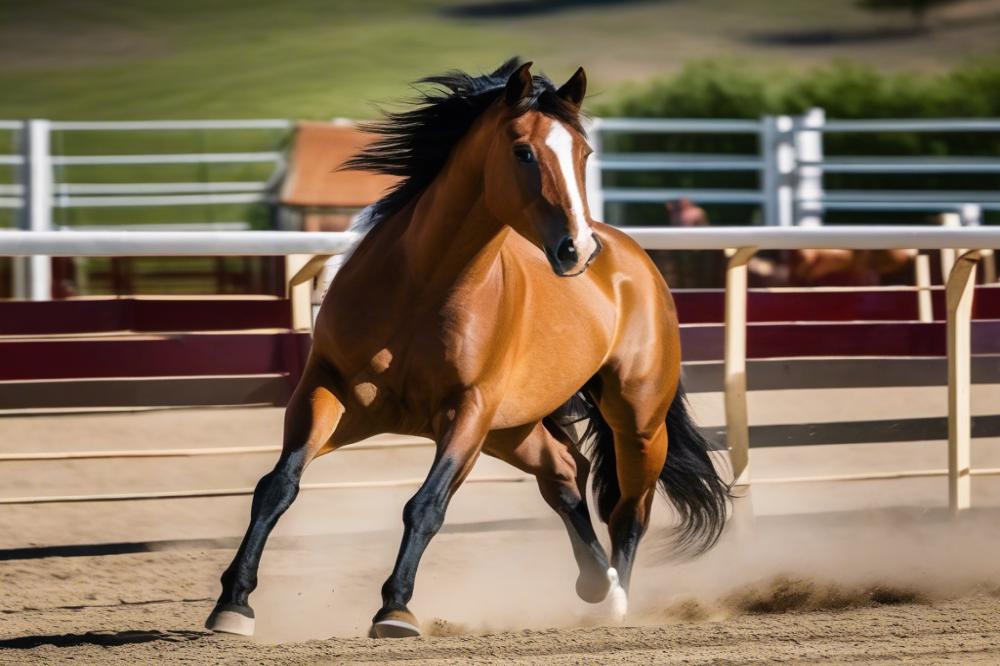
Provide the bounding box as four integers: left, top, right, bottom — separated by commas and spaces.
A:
513, 145, 535, 164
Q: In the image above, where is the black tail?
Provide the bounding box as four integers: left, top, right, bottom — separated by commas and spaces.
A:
550, 381, 731, 557
659, 384, 732, 555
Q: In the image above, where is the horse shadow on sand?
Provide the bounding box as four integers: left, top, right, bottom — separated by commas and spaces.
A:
0, 630, 207, 649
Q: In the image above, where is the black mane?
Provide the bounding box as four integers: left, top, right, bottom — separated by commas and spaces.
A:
343, 57, 584, 230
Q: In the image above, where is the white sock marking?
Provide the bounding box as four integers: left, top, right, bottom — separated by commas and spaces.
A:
605, 567, 628, 622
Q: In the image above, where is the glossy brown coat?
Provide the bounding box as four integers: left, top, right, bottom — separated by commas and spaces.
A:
208, 62, 717, 640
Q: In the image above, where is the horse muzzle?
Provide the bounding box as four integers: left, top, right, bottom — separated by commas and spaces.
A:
545, 233, 603, 277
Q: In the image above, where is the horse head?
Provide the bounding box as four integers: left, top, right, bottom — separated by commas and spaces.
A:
481, 62, 602, 277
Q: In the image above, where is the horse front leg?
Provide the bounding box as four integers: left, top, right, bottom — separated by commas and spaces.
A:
206, 365, 345, 636
370, 394, 489, 638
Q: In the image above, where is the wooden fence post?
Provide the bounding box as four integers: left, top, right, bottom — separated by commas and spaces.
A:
946, 249, 980, 515
939, 212, 961, 280
725, 247, 757, 487
915, 253, 933, 323
981, 249, 996, 284
285, 254, 314, 332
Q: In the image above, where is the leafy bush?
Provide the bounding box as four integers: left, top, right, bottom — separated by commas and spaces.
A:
598, 58, 1000, 120
596, 60, 1000, 227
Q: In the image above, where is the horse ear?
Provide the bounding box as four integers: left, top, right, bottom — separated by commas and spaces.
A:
504, 61, 534, 106
557, 67, 587, 108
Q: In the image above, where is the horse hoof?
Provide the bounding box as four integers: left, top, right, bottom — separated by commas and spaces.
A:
205, 604, 255, 636
369, 608, 421, 638
604, 568, 628, 623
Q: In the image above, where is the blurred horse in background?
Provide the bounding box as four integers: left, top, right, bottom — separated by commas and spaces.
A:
664, 198, 915, 287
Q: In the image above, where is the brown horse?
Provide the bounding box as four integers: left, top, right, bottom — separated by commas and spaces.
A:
206, 58, 730, 639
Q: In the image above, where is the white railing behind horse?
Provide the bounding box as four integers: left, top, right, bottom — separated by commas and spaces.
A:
6, 225, 1000, 253
592, 114, 1000, 233
0, 119, 292, 299
6, 114, 1000, 298
2, 226, 1000, 514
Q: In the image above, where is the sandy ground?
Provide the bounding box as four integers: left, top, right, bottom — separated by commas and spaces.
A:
3, 386, 1000, 663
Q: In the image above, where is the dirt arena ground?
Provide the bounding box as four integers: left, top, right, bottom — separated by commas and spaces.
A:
3, 386, 1000, 664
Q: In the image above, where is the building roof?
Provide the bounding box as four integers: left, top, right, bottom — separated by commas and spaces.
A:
280, 121, 398, 209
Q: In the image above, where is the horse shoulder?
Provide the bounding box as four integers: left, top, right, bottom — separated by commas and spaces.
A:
588, 223, 680, 369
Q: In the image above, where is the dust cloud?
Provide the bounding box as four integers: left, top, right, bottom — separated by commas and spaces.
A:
252, 487, 1000, 642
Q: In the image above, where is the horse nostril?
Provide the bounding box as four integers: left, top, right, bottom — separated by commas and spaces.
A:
556, 236, 577, 264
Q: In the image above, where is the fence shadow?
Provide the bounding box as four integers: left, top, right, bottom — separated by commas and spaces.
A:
0, 537, 240, 562
747, 25, 924, 46
442, 0, 660, 19
747, 11, 1000, 47
0, 630, 206, 649
0, 517, 555, 561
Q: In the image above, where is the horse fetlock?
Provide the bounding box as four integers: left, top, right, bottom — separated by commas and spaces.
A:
575, 566, 613, 603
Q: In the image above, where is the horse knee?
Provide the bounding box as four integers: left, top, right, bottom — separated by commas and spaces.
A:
249, 463, 301, 516
402, 493, 446, 537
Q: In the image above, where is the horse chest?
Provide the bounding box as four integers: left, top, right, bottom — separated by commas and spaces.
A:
394, 302, 499, 385
323, 300, 491, 428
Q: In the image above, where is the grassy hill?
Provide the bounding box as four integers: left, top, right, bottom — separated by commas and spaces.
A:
2, 0, 1000, 120
2, 0, 999, 237
1, 0, 998, 292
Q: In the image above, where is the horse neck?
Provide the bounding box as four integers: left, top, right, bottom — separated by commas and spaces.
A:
399, 127, 506, 285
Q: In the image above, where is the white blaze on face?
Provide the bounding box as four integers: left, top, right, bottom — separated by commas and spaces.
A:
544, 121, 592, 249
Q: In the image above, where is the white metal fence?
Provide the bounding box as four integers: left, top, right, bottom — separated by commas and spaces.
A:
2, 226, 1000, 514
3, 113, 1000, 299
0, 119, 291, 299
589, 111, 1000, 227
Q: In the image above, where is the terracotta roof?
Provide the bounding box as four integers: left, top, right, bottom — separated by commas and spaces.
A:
280, 121, 398, 209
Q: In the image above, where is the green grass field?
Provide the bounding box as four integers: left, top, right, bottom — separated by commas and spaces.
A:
3, 0, 1000, 120
1, 0, 999, 242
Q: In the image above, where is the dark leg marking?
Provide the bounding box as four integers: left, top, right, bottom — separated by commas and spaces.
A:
607, 494, 652, 592
537, 469, 611, 603
377, 456, 457, 618
207, 449, 307, 634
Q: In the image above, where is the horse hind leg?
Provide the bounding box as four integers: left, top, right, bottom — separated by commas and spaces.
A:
206, 364, 346, 636
606, 424, 666, 610
570, 418, 664, 624
591, 379, 730, 622
483, 419, 612, 604
578, 370, 669, 622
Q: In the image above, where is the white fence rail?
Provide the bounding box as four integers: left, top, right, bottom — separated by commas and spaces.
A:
2, 226, 1000, 513
0, 119, 290, 299
3, 226, 1000, 255
0, 230, 358, 256
4, 114, 1000, 298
